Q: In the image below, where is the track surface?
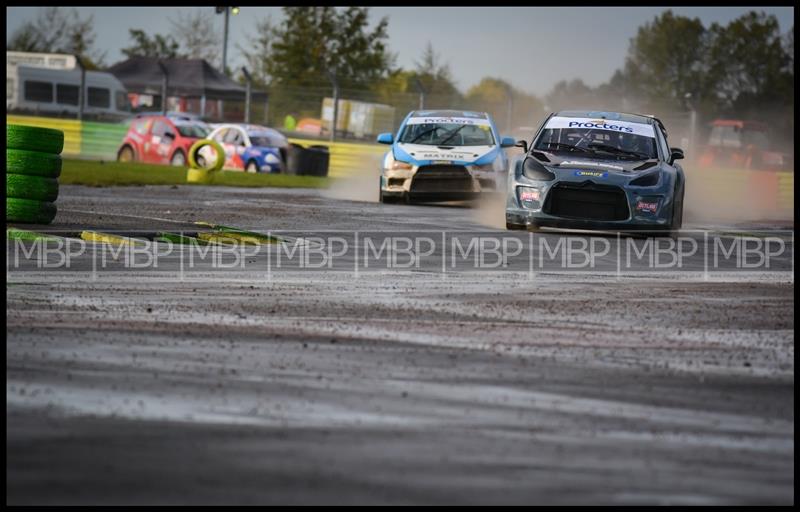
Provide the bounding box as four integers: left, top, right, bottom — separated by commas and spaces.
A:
6, 184, 794, 505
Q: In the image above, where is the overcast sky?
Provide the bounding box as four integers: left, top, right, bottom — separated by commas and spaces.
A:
6, 6, 794, 96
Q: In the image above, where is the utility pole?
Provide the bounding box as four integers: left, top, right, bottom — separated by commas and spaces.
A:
505, 83, 514, 132
216, 7, 240, 76
242, 66, 252, 123
413, 77, 426, 110
685, 92, 697, 159
157, 60, 169, 115
327, 66, 339, 142
75, 55, 85, 121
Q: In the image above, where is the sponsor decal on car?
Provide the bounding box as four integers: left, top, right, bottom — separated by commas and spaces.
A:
574, 170, 608, 178
636, 200, 659, 213
421, 154, 462, 160
559, 160, 625, 171
519, 188, 540, 202
406, 116, 492, 126
545, 117, 656, 138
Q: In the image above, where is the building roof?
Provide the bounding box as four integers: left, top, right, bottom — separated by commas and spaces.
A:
107, 57, 266, 101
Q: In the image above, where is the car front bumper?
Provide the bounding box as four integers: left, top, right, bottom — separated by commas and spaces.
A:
506, 180, 676, 231
381, 165, 505, 200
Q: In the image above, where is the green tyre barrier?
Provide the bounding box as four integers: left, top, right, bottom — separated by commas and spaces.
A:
188, 139, 226, 172
7, 174, 59, 202
6, 149, 61, 178
6, 198, 58, 225
7, 125, 65, 155
6, 149, 62, 178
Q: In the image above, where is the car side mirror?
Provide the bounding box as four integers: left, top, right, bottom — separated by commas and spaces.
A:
500, 136, 516, 148
670, 147, 684, 164
515, 140, 528, 153
377, 132, 394, 145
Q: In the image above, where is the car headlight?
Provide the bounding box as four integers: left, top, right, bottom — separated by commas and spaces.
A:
522, 157, 555, 181
630, 172, 661, 187
390, 160, 413, 170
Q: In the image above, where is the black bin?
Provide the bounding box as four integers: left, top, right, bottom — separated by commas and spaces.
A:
286, 143, 330, 177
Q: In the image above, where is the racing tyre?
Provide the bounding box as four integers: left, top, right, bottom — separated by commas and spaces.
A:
170, 150, 187, 167
379, 190, 401, 204
7, 125, 64, 155
246, 161, 259, 174
506, 221, 526, 231
673, 187, 684, 231
6, 174, 59, 202
6, 149, 62, 178
6, 197, 57, 225
188, 139, 225, 172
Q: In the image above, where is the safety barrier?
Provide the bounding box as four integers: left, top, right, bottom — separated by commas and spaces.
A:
80, 121, 129, 160
777, 171, 794, 215
7, 115, 82, 156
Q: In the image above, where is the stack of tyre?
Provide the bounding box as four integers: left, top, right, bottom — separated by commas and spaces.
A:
286, 143, 330, 177
6, 125, 63, 225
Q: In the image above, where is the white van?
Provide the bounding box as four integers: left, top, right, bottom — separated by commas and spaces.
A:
7, 57, 132, 120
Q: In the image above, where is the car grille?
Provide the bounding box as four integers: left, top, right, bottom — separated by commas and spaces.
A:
410, 165, 473, 193
543, 182, 629, 221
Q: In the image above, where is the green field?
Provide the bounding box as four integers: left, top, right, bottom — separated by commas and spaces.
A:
59, 159, 330, 188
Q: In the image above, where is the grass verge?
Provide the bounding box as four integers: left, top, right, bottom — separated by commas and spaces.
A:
59, 159, 330, 188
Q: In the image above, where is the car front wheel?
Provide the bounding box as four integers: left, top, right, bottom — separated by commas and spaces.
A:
246, 161, 259, 174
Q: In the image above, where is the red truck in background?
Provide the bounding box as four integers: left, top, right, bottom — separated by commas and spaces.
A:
698, 119, 792, 171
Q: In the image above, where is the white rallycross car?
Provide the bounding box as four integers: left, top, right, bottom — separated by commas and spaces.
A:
375, 110, 516, 204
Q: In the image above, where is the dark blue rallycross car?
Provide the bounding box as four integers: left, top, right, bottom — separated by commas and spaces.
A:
506, 110, 686, 234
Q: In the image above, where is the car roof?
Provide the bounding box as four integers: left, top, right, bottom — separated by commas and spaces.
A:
554, 110, 656, 125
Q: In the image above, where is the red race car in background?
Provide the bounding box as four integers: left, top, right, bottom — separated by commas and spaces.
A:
117, 113, 211, 166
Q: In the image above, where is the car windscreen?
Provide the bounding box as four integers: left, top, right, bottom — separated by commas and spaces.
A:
398, 122, 495, 146
175, 123, 209, 138
249, 134, 287, 148
534, 117, 658, 160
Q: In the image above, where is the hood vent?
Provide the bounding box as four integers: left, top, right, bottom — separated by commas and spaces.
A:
633, 161, 657, 171
530, 151, 550, 162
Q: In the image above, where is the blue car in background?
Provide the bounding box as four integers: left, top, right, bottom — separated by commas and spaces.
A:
206, 123, 289, 173
376, 110, 516, 204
